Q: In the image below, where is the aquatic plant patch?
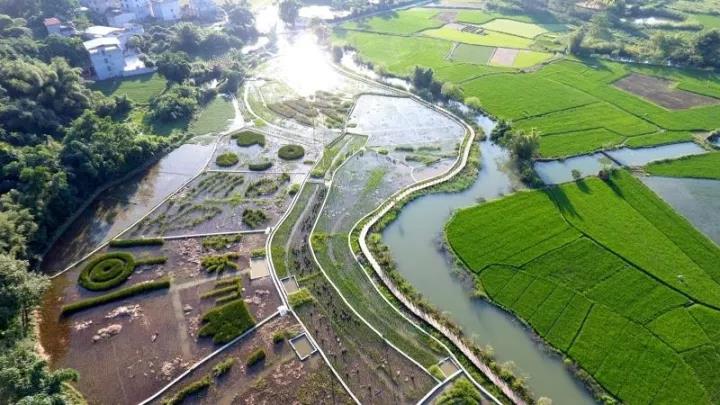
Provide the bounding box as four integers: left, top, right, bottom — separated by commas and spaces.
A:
248, 160, 273, 171
79, 252, 136, 291
232, 130, 266, 147
245, 348, 266, 367
278, 144, 305, 160
201, 253, 240, 273
242, 208, 269, 228
216, 152, 239, 167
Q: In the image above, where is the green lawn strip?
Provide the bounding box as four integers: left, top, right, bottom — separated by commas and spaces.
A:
423, 27, 534, 49
645, 152, 720, 180
189, 96, 234, 135
341, 8, 446, 35
92, 73, 166, 104
623, 131, 695, 148
198, 299, 256, 344
270, 183, 317, 278
62, 277, 170, 315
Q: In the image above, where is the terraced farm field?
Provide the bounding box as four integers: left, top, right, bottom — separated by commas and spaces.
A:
646, 152, 720, 179
446, 171, 720, 403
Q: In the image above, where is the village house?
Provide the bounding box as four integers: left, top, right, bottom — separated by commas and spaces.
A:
43, 17, 77, 37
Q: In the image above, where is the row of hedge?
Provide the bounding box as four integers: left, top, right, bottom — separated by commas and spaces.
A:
62, 277, 171, 315
108, 238, 164, 247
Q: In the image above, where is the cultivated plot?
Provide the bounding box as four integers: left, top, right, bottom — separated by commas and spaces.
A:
614, 73, 720, 110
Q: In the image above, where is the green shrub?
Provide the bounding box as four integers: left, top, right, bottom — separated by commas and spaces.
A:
215, 293, 240, 305
199, 300, 256, 344
395, 146, 414, 152
62, 277, 170, 315
248, 160, 272, 171
288, 183, 301, 195
135, 256, 168, 266
277, 144, 305, 160
108, 238, 164, 247
200, 284, 240, 299
79, 252, 136, 291
251, 248, 266, 258
288, 288, 313, 308
245, 348, 266, 367
215, 276, 242, 287
216, 152, 239, 167
429, 365, 445, 381
202, 234, 242, 250
161, 375, 212, 405
212, 358, 236, 378
272, 330, 291, 344
377, 148, 389, 155
232, 130, 265, 147
201, 253, 239, 273
242, 209, 268, 228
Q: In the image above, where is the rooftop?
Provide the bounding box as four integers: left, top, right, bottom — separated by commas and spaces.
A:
83, 36, 121, 52
85, 25, 123, 37
44, 17, 61, 26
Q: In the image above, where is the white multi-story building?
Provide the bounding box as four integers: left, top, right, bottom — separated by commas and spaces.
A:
81, 0, 119, 13
84, 37, 125, 80
120, 0, 153, 19
106, 9, 137, 27
152, 0, 181, 21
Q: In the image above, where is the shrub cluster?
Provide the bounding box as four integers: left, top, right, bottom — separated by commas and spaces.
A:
248, 160, 272, 171
216, 152, 239, 167
212, 358, 236, 378
250, 248, 266, 258
198, 300, 256, 344
232, 130, 265, 147
272, 330, 291, 344
79, 252, 136, 291
108, 238, 164, 247
201, 253, 239, 273
62, 277, 171, 315
242, 208, 268, 228
161, 375, 212, 405
245, 348, 266, 367
202, 234, 242, 250
277, 144, 305, 160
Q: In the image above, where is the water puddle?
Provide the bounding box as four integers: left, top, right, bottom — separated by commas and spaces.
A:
640, 176, 720, 245
535, 153, 614, 185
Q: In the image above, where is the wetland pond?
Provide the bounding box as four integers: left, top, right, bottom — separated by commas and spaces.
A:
384, 131, 595, 403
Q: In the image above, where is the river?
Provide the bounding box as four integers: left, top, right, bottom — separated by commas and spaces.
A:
383, 123, 596, 403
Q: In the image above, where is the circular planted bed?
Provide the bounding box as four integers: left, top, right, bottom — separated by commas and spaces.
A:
232, 130, 265, 147
79, 252, 136, 291
248, 160, 273, 171
216, 152, 239, 167
278, 145, 305, 160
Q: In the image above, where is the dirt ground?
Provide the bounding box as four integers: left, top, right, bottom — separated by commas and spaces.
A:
614, 73, 720, 109
436, 11, 458, 23
489, 48, 519, 66
150, 315, 353, 405
38, 235, 282, 405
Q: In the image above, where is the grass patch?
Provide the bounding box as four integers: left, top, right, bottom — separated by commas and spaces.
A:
212, 358, 235, 378
423, 27, 534, 48
645, 152, 720, 180
341, 8, 446, 35
189, 96, 234, 135
216, 152, 239, 167
288, 287, 314, 308
513, 50, 553, 68
277, 144, 305, 160
232, 130, 265, 147
198, 300, 256, 344
449, 44, 495, 64
161, 374, 212, 405
93, 73, 166, 104
62, 277, 170, 315
108, 237, 164, 247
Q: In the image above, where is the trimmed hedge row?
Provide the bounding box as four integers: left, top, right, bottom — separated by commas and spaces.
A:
62, 277, 171, 315
108, 238, 164, 247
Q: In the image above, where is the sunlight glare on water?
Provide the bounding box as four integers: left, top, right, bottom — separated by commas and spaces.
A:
274, 33, 343, 96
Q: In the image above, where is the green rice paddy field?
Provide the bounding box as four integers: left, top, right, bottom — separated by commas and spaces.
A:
446, 171, 720, 404
646, 152, 720, 180
334, 7, 720, 157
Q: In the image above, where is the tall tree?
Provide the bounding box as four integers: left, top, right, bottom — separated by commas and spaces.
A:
279, 0, 300, 27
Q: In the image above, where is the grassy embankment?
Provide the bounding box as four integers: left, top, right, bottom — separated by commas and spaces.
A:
446, 171, 720, 403
645, 152, 720, 180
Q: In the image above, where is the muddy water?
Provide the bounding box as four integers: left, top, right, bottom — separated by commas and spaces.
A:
535, 153, 615, 184
40, 142, 215, 274
383, 133, 595, 403
606, 142, 706, 166
640, 176, 720, 245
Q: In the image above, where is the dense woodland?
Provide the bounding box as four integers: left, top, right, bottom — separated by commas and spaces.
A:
0, 0, 257, 402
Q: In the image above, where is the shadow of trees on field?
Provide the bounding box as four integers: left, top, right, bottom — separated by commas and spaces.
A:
544, 186, 581, 219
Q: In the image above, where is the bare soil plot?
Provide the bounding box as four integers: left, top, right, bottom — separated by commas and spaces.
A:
149, 315, 352, 404
38, 235, 280, 405
614, 73, 720, 110
436, 10, 458, 23
489, 47, 519, 66
438, 358, 460, 377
